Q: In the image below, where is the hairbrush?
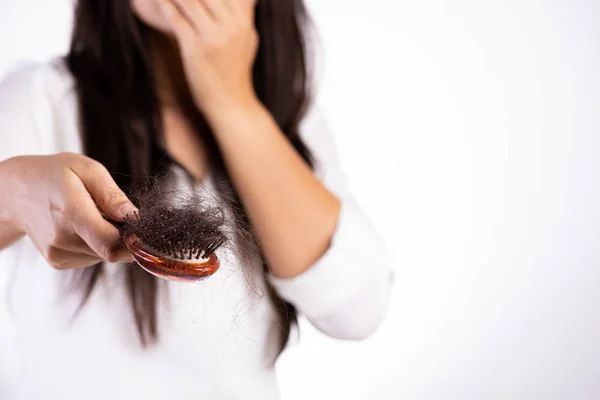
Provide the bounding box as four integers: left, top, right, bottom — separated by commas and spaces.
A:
115, 185, 229, 282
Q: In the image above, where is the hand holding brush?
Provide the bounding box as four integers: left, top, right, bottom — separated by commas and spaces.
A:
1, 153, 227, 281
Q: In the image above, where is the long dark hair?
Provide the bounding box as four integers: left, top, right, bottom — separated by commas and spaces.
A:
66, 0, 314, 353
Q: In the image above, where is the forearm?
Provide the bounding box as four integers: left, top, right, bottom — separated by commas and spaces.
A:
0, 158, 26, 249
205, 100, 341, 279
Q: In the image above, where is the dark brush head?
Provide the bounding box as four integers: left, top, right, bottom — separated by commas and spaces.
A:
119, 180, 229, 262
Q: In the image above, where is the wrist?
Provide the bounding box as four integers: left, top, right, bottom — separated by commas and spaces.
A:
0, 157, 26, 234
202, 93, 268, 134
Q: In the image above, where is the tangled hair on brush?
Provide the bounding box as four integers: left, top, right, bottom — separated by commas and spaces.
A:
66, 0, 315, 354
120, 181, 228, 261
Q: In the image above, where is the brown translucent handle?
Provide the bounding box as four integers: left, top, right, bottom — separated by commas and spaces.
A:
124, 234, 220, 282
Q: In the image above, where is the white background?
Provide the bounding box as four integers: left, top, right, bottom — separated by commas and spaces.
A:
1, 0, 599, 399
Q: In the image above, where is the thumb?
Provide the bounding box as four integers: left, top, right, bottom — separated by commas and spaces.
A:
70, 160, 138, 223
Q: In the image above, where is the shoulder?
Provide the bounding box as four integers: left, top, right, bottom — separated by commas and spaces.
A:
0, 58, 75, 110
0, 58, 79, 160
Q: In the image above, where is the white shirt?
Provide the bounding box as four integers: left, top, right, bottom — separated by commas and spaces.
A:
0, 59, 393, 400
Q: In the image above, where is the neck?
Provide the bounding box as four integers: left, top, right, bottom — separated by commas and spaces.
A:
147, 30, 195, 112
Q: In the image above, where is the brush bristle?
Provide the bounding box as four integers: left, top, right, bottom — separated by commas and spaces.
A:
120, 180, 228, 261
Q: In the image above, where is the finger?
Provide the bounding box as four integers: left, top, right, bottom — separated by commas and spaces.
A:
57, 237, 98, 258
45, 246, 103, 270
173, 0, 215, 34
156, 0, 197, 40
69, 161, 137, 223
238, 0, 257, 21
54, 231, 107, 258
200, 0, 233, 25
225, 0, 253, 25
69, 195, 132, 263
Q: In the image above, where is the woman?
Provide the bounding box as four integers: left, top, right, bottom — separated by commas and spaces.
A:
0, 0, 393, 398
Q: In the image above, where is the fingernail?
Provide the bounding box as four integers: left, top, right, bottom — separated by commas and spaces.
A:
120, 202, 139, 219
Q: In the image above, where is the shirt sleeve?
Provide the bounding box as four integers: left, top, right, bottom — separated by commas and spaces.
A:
0, 63, 47, 163
267, 104, 394, 340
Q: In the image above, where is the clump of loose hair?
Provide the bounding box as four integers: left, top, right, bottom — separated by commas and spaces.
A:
120, 179, 228, 261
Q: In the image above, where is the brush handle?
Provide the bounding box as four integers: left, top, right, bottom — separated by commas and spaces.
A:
124, 234, 220, 282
